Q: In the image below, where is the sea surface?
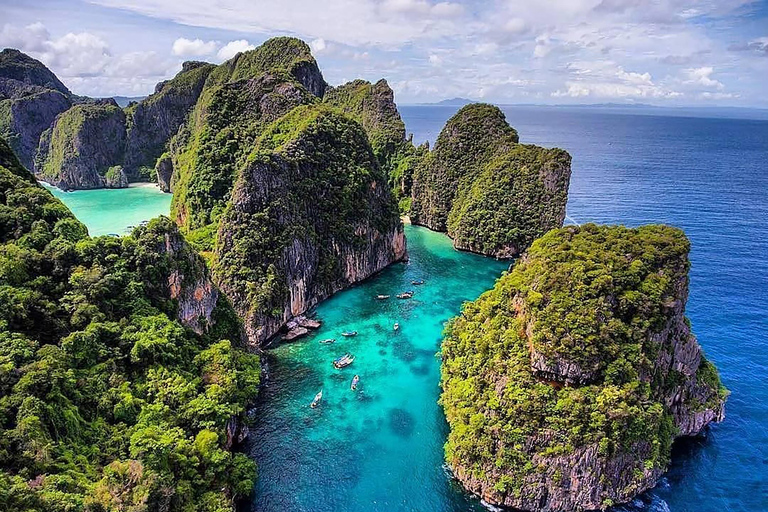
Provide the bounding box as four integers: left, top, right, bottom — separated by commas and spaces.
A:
48, 106, 768, 512
42, 182, 172, 236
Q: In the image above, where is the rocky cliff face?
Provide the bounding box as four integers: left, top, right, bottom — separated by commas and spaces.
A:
0, 48, 71, 97
123, 61, 214, 179
0, 49, 73, 170
214, 105, 406, 346
440, 224, 727, 512
38, 99, 127, 189
410, 103, 571, 257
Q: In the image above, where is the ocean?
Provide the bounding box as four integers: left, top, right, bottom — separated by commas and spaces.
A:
46, 105, 768, 512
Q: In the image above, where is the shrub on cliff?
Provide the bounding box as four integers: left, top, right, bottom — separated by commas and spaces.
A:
440, 224, 727, 511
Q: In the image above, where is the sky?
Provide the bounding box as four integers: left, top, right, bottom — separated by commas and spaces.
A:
1, 0, 767, 107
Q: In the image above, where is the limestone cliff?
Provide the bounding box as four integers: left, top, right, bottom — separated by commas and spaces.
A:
214, 105, 406, 346
323, 78, 422, 210
170, 37, 324, 246
38, 99, 127, 189
440, 224, 727, 512
0, 49, 73, 170
123, 61, 214, 179
410, 103, 571, 257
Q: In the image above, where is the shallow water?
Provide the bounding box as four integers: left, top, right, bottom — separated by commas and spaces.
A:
42, 182, 171, 236
247, 225, 507, 512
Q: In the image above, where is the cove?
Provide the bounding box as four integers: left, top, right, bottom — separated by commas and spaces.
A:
245, 224, 508, 512
42, 182, 172, 237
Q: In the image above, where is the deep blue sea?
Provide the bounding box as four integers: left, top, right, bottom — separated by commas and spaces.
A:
399, 105, 768, 512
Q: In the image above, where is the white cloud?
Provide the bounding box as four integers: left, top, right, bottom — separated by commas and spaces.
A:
428, 54, 442, 65
216, 39, 255, 60
171, 37, 217, 57
311, 38, 327, 53
686, 67, 724, 89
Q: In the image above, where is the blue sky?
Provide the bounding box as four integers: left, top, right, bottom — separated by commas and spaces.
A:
1, 0, 767, 107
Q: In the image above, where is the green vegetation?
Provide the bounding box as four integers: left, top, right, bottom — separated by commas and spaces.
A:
214, 104, 399, 326
447, 144, 571, 257
40, 102, 126, 185
411, 103, 519, 231
323, 79, 424, 210
170, 46, 320, 245
410, 103, 570, 257
0, 138, 259, 511
440, 224, 726, 506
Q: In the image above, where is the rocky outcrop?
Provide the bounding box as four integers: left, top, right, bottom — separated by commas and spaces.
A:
411, 103, 571, 257
155, 152, 173, 192
122, 61, 214, 179
0, 48, 71, 97
1, 90, 71, 170
0, 49, 74, 170
214, 105, 406, 346
324, 78, 423, 208
38, 99, 126, 190
153, 218, 222, 334
170, 38, 323, 237
440, 224, 727, 512
324, 79, 407, 161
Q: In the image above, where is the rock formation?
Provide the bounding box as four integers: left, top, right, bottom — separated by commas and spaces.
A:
440, 223, 727, 512
37, 99, 127, 189
0, 49, 73, 170
122, 61, 214, 179
410, 103, 571, 257
214, 105, 406, 346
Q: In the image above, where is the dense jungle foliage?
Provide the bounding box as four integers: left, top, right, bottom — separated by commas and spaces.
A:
440, 224, 726, 501
0, 138, 260, 511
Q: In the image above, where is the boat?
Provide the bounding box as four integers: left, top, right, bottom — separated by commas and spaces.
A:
319, 338, 336, 344
393, 322, 400, 331
351, 375, 360, 390
411, 279, 425, 285
310, 390, 323, 408
396, 291, 414, 299
341, 331, 358, 337
376, 294, 390, 300
333, 353, 355, 369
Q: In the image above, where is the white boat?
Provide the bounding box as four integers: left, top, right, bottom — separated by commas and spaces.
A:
351, 375, 360, 390
394, 322, 400, 331
310, 390, 323, 408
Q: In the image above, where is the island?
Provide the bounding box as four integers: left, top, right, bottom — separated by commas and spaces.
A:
440, 223, 727, 511
410, 103, 571, 257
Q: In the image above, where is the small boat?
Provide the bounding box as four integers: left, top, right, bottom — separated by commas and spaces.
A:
310, 390, 323, 408
396, 291, 414, 299
319, 338, 336, 344
341, 331, 358, 337
411, 279, 425, 285
393, 322, 400, 331
376, 294, 390, 300
333, 353, 355, 369
351, 375, 360, 390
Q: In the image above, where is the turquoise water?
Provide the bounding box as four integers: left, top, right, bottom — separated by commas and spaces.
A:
248, 225, 507, 512
42, 183, 172, 236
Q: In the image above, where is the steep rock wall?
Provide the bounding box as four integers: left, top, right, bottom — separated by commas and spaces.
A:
440, 224, 727, 512
214, 105, 405, 346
